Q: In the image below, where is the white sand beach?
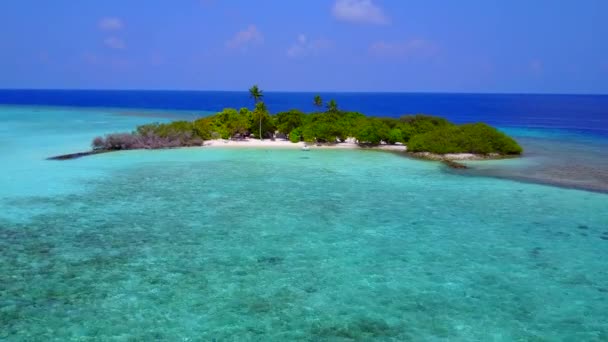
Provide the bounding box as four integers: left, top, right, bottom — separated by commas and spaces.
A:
202, 138, 408, 151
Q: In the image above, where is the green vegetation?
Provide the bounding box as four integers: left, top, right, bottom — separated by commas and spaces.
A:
275, 109, 305, 137
398, 114, 452, 141
408, 123, 523, 155
249, 84, 264, 139
326, 99, 338, 113
91, 85, 522, 156
313, 95, 323, 108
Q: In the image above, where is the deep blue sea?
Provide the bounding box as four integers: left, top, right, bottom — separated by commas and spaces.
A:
1, 89, 607, 135
1, 90, 608, 340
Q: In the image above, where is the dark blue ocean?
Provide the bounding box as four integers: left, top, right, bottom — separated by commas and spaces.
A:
1, 89, 607, 136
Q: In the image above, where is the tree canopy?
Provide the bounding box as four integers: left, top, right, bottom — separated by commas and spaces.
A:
326, 99, 338, 113
408, 123, 523, 155
248, 85, 263, 103
313, 95, 323, 108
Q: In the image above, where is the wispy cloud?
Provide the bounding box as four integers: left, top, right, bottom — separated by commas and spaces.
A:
225, 25, 263, 50
98, 17, 124, 31
99, 17, 126, 50
332, 0, 389, 25
287, 34, 332, 58
104, 37, 126, 49
370, 39, 439, 58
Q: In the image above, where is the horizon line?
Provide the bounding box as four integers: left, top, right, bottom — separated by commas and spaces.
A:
0, 88, 607, 97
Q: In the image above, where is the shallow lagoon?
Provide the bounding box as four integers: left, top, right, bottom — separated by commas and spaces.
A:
1, 107, 608, 340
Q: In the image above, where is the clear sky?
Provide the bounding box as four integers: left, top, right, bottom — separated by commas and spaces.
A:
1, 0, 606, 93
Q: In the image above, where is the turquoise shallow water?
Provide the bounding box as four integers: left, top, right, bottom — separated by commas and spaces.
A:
1, 107, 608, 340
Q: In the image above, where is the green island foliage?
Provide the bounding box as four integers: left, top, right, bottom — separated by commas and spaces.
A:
408, 123, 523, 155
92, 86, 522, 155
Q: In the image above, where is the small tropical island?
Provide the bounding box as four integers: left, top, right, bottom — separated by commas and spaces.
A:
50, 85, 523, 165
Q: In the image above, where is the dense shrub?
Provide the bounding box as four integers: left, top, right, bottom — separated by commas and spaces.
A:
103, 133, 141, 150
193, 117, 213, 140
354, 118, 390, 145
91, 131, 203, 151
386, 128, 404, 144
92, 136, 105, 150
275, 109, 305, 135
297, 111, 366, 143
289, 128, 302, 143
301, 112, 343, 143
408, 123, 523, 155
398, 114, 453, 142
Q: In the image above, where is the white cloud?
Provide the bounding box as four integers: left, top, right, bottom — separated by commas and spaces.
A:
99, 17, 124, 31
370, 39, 438, 58
287, 34, 332, 58
104, 37, 126, 49
225, 25, 263, 49
332, 0, 389, 25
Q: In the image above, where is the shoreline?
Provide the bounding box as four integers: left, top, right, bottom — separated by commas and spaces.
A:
202, 138, 408, 151
47, 139, 512, 163
407, 151, 519, 161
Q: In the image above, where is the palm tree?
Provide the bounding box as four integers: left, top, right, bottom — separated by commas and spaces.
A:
327, 99, 338, 113
249, 84, 263, 103
254, 101, 271, 138
249, 85, 264, 139
313, 95, 323, 108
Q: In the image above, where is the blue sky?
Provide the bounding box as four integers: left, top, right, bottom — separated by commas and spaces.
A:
0, 0, 606, 93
